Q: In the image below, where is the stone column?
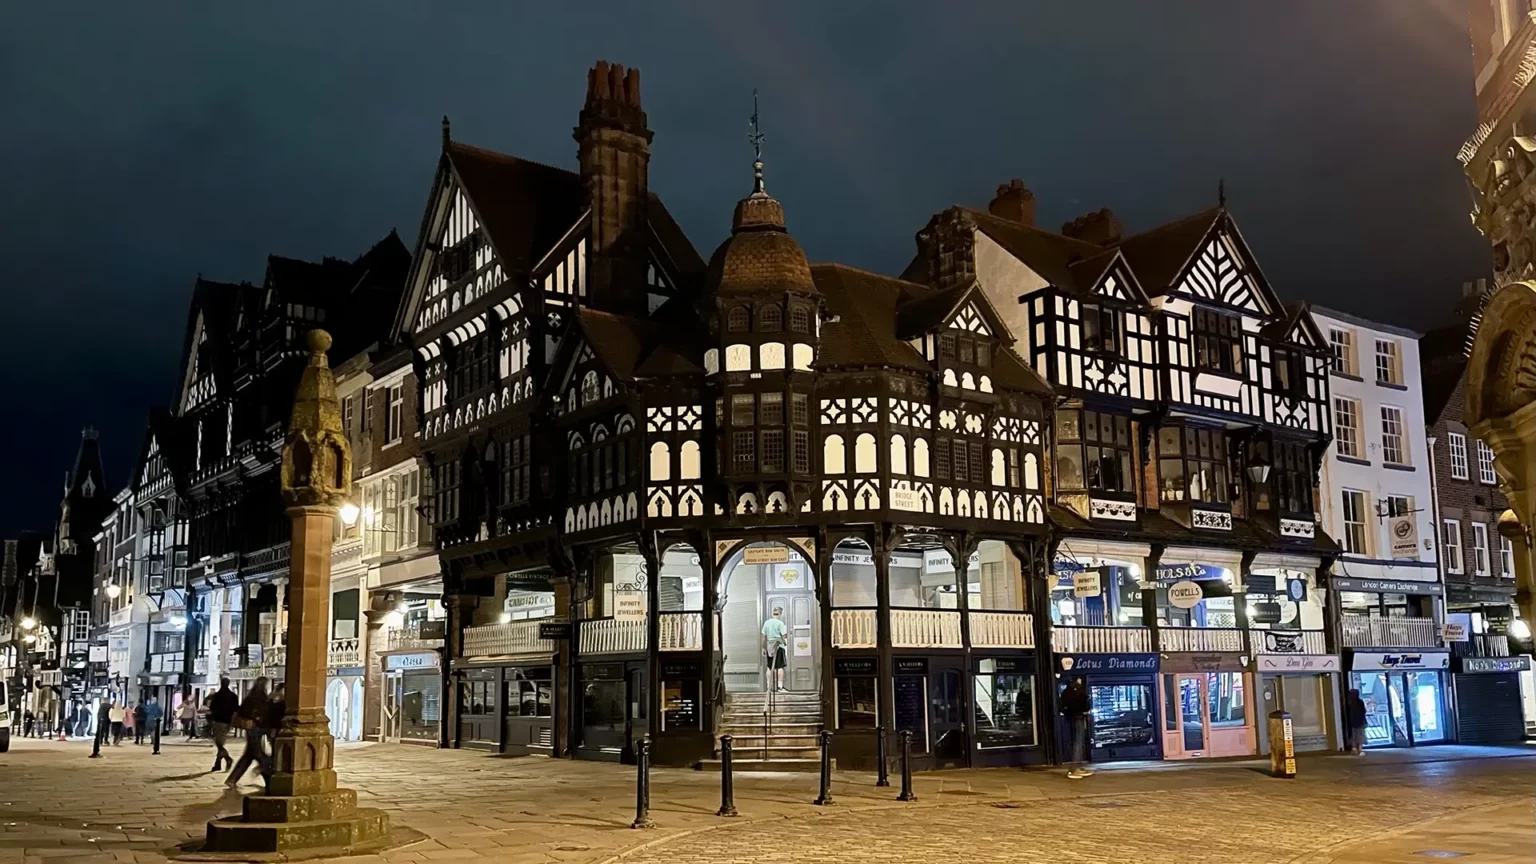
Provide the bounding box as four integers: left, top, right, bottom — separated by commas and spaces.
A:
204, 330, 404, 854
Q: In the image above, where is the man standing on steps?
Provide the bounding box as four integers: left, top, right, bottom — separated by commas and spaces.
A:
761, 606, 789, 693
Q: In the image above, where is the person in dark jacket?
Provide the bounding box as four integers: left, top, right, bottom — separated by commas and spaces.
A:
207, 677, 240, 772
225, 677, 271, 788
262, 684, 287, 790
143, 695, 164, 755
1061, 676, 1094, 778
90, 700, 113, 758
1345, 688, 1368, 754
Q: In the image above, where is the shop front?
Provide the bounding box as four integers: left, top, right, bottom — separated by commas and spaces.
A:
1451, 654, 1531, 744
380, 650, 442, 745
1252, 652, 1340, 753
1347, 650, 1452, 748
575, 660, 647, 762
971, 655, 1044, 767
1157, 652, 1255, 759
1056, 653, 1160, 763
455, 659, 557, 753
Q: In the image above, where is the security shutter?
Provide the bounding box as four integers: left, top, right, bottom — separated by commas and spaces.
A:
1452, 673, 1526, 744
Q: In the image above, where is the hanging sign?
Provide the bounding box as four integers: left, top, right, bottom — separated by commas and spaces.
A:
613, 592, 647, 622
743, 546, 790, 564
1168, 580, 1205, 609
1053, 557, 1088, 576
1440, 622, 1469, 643
1389, 515, 1419, 560
1260, 630, 1305, 654
1287, 579, 1307, 603
1072, 570, 1102, 598
1250, 601, 1284, 624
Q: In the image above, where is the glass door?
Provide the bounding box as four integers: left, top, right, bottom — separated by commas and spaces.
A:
1161, 673, 1209, 757
1355, 671, 1403, 747
382, 671, 403, 743
1406, 672, 1445, 743
929, 664, 967, 768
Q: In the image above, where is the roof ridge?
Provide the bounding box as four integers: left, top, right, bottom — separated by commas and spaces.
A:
447, 139, 577, 179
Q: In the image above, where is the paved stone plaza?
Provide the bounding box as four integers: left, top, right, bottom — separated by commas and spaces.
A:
0, 737, 1530, 863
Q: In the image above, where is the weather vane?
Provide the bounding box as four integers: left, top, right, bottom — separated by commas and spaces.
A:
749, 89, 765, 193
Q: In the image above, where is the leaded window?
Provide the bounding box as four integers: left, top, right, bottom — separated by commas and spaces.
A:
1192, 306, 1242, 374
728, 306, 750, 332
761, 392, 784, 425
760, 304, 782, 331
1081, 302, 1121, 354
761, 430, 785, 473
1158, 425, 1229, 505
1056, 409, 1134, 494
1274, 440, 1313, 515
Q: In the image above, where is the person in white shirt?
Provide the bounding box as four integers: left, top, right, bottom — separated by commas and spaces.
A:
761, 607, 789, 693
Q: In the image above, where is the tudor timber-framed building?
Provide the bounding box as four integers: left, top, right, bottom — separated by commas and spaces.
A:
397, 62, 1055, 770
912, 188, 1345, 761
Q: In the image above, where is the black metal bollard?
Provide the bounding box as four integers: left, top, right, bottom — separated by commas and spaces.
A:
813, 729, 834, 806
717, 734, 739, 817
875, 725, 890, 787
631, 736, 655, 829
896, 729, 916, 801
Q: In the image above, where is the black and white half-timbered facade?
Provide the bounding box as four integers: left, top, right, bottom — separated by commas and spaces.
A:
178, 235, 408, 702
915, 185, 1344, 763
398, 63, 1055, 770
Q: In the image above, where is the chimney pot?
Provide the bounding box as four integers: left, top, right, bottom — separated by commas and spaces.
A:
1061, 208, 1123, 246
988, 179, 1035, 226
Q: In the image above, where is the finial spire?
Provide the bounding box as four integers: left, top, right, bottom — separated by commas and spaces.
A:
442, 115, 451, 151
749, 89, 765, 194
1218, 177, 1226, 207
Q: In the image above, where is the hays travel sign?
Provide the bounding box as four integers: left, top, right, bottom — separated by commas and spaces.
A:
1350, 651, 1450, 671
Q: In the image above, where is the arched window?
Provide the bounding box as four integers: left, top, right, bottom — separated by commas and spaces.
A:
704, 349, 719, 375
890, 435, 908, 475
943, 369, 958, 387
727, 306, 750, 332
726, 344, 752, 371
649, 442, 671, 482
823, 434, 846, 474
790, 305, 810, 333
760, 342, 786, 370
913, 438, 931, 477
792, 343, 814, 371
680, 441, 701, 479
581, 370, 600, 404
991, 448, 1007, 486
759, 304, 782, 331
1024, 453, 1039, 489
855, 433, 877, 473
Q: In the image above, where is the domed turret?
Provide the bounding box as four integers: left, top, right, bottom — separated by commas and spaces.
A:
703, 129, 816, 301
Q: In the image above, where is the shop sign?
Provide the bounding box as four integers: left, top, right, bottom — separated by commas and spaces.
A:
88, 645, 108, 663
1157, 562, 1224, 582
923, 549, 980, 573
1254, 654, 1340, 673
661, 659, 701, 679
1441, 622, 1469, 643
743, 546, 790, 565
1168, 580, 1204, 609
835, 657, 877, 676
1260, 631, 1306, 654
1330, 577, 1443, 597
889, 487, 922, 512
1058, 653, 1158, 674
977, 657, 1028, 673
833, 550, 874, 566
1072, 570, 1101, 598
613, 592, 647, 622
1053, 557, 1088, 576
1287, 579, 1307, 602
1160, 652, 1247, 673
1459, 655, 1532, 674
1350, 651, 1450, 671
1446, 586, 1515, 604
1251, 601, 1283, 624
1388, 515, 1419, 560
385, 652, 438, 671
537, 622, 571, 640
1246, 573, 1278, 594
585, 663, 625, 680
894, 657, 929, 675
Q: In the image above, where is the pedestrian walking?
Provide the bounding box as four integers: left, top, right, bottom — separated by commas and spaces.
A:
207, 677, 239, 772
178, 697, 197, 739
91, 700, 113, 758
1345, 688, 1368, 755
225, 677, 272, 788
108, 701, 126, 746
262, 685, 287, 790
123, 702, 138, 744
144, 695, 165, 755
1061, 676, 1094, 779
22, 709, 34, 738
131, 701, 146, 745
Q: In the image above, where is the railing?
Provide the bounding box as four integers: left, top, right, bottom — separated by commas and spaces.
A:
387, 629, 445, 651
831, 608, 877, 648
1159, 627, 1244, 652
890, 609, 962, 648
328, 637, 362, 667
1051, 625, 1152, 654
1451, 633, 1511, 658
968, 610, 1035, 648
658, 612, 703, 651
1341, 617, 1440, 648
579, 618, 646, 655
1253, 629, 1328, 655
462, 620, 555, 658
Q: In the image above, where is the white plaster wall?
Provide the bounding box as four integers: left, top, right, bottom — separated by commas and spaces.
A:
973, 231, 1047, 351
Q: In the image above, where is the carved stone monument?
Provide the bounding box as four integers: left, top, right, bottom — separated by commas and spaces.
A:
202, 330, 400, 855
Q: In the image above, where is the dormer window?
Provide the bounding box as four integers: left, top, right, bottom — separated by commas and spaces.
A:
1193, 307, 1242, 374
727, 306, 750, 333
759, 304, 782, 331
1081, 302, 1121, 355
1273, 347, 1303, 398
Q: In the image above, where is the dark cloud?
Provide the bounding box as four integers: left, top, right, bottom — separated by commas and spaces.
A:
0, 0, 1490, 537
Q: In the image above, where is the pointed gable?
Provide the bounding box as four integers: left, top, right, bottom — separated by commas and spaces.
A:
1118, 207, 1283, 317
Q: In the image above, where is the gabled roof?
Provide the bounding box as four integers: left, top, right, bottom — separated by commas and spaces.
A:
963, 208, 1106, 289
445, 141, 586, 274
894, 283, 974, 339
174, 277, 253, 411
1261, 303, 1328, 353
1066, 249, 1152, 304
566, 307, 704, 384
1116, 206, 1222, 294
809, 265, 931, 373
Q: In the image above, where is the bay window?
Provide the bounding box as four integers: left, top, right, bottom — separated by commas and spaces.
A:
1193, 306, 1242, 374
1055, 409, 1134, 494
1158, 425, 1230, 505
1273, 440, 1314, 515
1081, 302, 1121, 355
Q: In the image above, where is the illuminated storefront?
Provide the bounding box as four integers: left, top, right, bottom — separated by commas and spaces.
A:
1347, 651, 1451, 748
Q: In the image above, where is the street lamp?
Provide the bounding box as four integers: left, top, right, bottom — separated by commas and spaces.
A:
105, 584, 121, 599
20, 616, 36, 630
339, 502, 360, 527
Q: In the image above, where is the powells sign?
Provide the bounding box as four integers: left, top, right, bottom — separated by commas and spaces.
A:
1168, 580, 1205, 609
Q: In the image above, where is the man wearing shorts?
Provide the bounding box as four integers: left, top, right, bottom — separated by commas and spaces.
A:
762, 606, 788, 692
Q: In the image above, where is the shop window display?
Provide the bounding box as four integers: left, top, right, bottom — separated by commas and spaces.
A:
836, 675, 878, 728
1089, 683, 1156, 749
974, 662, 1035, 748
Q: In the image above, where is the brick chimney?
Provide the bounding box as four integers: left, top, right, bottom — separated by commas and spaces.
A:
1061, 208, 1123, 246
574, 60, 653, 316
988, 179, 1035, 226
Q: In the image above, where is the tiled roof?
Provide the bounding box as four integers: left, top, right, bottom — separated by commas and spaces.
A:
963, 208, 1106, 289
445, 141, 585, 275
1116, 206, 1222, 295
573, 307, 702, 382
809, 264, 931, 372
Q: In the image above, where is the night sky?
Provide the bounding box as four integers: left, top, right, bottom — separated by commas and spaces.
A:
0, 1, 1491, 539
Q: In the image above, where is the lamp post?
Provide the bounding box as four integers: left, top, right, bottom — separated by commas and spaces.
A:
203, 330, 400, 853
